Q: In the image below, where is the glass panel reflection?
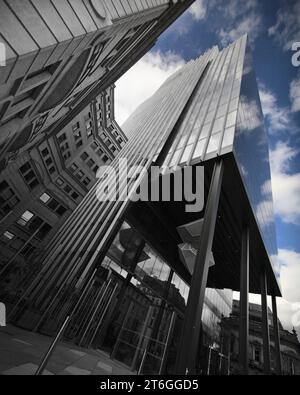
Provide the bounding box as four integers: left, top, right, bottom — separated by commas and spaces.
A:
233, 41, 278, 277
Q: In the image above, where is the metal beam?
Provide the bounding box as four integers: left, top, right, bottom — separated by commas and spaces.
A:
239, 226, 249, 375
175, 160, 224, 375
261, 267, 271, 375
272, 295, 282, 375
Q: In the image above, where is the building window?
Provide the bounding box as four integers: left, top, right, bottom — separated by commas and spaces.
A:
17, 210, 34, 227
253, 346, 261, 362
56, 133, 71, 161
0, 181, 20, 219
83, 177, 91, 187
40, 193, 51, 204
56, 178, 64, 187
290, 359, 295, 375
87, 159, 95, 168
39, 193, 67, 217
63, 152, 71, 160
45, 158, 53, 166
60, 142, 69, 152
93, 165, 99, 174
16, 211, 52, 240
70, 163, 79, 173
102, 155, 109, 163
3, 231, 15, 240
56, 205, 67, 216
73, 128, 82, 140
40, 146, 58, 174
36, 223, 52, 240
56, 180, 79, 204
58, 133, 67, 144
20, 243, 36, 258
76, 171, 84, 180
19, 162, 40, 190
64, 185, 71, 194
96, 148, 104, 157
91, 142, 98, 151
41, 148, 49, 157
81, 152, 89, 161
71, 192, 79, 200
76, 140, 83, 149
72, 122, 80, 131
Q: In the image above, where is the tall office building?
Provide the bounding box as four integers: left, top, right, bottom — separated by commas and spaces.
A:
0, 0, 195, 164
3, 35, 281, 376
0, 85, 127, 298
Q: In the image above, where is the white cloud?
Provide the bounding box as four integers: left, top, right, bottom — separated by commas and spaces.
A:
216, 0, 262, 47
115, 51, 185, 126
219, 14, 262, 47
268, 0, 300, 52
188, 0, 207, 21
239, 96, 262, 132
270, 141, 300, 225
278, 249, 300, 302
259, 84, 293, 134
255, 199, 275, 229
276, 249, 300, 336
290, 75, 300, 113
233, 247, 300, 335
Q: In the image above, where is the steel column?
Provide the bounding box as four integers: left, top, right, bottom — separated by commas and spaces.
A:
239, 226, 249, 375
261, 267, 271, 375
176, 160, 224, 375
272, 295, 282, 375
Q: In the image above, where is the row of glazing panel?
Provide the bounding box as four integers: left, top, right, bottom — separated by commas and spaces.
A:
158, 35, 247, 169
17, 47, 217, 309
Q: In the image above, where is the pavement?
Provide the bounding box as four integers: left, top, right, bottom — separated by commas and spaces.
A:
0, 325, 135, 376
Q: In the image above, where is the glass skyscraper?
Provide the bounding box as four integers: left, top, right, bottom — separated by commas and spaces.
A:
2, 34, 281, 375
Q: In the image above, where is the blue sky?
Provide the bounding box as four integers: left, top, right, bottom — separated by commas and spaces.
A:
115, 0, 300, 332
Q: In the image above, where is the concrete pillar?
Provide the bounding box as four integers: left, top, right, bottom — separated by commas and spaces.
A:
261, 267, 271, 375
272, 295, 282, 375
239, 226, 250, 375
176, 160, 224, 375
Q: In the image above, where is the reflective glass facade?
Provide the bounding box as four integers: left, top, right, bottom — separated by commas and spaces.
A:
233, 42, 279, 278
155, 36, 246, 167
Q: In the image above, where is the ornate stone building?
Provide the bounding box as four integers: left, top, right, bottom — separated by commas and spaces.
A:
221, 300, 300, 375
0, 0, 195, 164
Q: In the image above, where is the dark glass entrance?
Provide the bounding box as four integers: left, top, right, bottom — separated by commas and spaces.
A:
68, 220, 190, 374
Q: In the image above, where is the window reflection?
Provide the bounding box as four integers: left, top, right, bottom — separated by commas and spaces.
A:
233, 40, 278, 276
169, 273, 189, 311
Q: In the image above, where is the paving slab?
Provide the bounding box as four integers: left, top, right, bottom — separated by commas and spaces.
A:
0, 325, 134, 376
2, 363, 54, 375
64, 366, 91, 375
